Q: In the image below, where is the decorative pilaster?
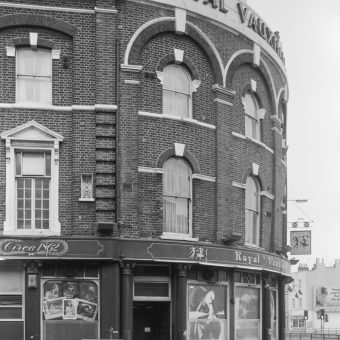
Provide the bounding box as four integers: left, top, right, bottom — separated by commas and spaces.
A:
175, 264, 188, 340
120, 262, 134, 340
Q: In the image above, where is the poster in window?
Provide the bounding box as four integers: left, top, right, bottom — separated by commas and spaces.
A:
79, 281, 98, 303
63, 299, 77, 320
188, 285, 227, 340
42, 297, 63, 320
235, 286, 260, 319
77, 299, 98, 321
63, 281, 80, 299
44, 281, 63, 300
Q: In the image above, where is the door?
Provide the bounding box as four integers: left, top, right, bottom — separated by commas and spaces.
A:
133, 302, 170, 340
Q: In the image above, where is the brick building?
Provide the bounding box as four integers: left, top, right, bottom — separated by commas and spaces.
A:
0, 1, 290, 340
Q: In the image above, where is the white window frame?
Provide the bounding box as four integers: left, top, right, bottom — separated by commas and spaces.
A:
162, 158, 192, 238
245, 176, 260, 247
162, 64, 192, 118
1, 121, 64, 236
16, 47, 52, 106
242, 92, 261, 140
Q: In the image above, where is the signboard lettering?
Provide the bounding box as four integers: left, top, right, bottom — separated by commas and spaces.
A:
237, 2, 284, 61
0, 239, 68, 256
193, 0, 228, 14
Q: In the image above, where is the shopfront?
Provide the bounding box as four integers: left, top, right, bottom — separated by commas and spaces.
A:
0, 237, 116, 340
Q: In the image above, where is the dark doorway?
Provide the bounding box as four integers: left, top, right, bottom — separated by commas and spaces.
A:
133, 302, 170, 340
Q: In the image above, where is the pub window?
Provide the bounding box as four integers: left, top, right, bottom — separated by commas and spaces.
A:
234, 271, 261, 340
188, 284, 228, 340
41, 275, 99, 340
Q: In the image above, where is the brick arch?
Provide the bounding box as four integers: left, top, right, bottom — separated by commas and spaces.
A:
241, 167, 264, 192
156, 147, 200, 174
225, 52, 276, 110
156, 53, 200, 81
240, 83, 264, 108
0, 14, 78, 36
11, 37, 54, 49
126, 19, 223, 85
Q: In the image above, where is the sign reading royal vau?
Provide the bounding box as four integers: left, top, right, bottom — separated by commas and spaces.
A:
142, 0, 285, 64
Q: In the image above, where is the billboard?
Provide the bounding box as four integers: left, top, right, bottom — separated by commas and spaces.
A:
290, 230, 311, 255
315, 286, 340, 308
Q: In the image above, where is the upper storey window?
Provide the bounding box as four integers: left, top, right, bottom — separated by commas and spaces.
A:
163, 65, 191, 118
245, 176, 260, 247
163, 158, 192, 235
242, 93, 260, 140
16, 48, 52, 105
16, 151, 51, 230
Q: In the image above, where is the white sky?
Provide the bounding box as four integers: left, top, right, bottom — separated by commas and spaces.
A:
247, 0, 340, 266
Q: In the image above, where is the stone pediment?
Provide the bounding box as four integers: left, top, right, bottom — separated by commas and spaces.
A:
1, 120, 64, 141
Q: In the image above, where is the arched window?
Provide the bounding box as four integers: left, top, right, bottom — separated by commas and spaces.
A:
245, 176, 260, 246
242, 92, 260, 140
16, 48, 52, 104
163, 65, 191, 118
163, 158, 192, 235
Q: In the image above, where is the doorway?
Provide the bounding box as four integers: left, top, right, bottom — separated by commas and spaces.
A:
133, 302, 170, 340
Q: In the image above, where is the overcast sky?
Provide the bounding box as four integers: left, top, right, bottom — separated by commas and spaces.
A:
247, 0, 340, 266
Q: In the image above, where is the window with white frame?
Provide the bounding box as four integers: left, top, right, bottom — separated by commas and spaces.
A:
242, 92, 260, 140
163, 65, 191, 118
16, 48, 52, 105
163, 158, 192, 235
245, 176, 260, 246
1, 121, 63, 236
15, 151, 51, 230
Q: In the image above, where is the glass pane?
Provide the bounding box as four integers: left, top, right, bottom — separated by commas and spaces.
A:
35, 50, 52, 76
176, 197, 189, 234
46, 153, 51, 176
17, 49, 35, 75
15, 153, 22, 176
235, 287, 260, 320
22, 153, 45, 175
242, 93, 258, 118
163, 90, 173, 115
163, 196, 176, 233
0, 308, 22, 319
35, 78, 52, 104
175, 93, 189, 118
17, 220, 24, 229
0, 264, 23, 292
17, 77, 35, 102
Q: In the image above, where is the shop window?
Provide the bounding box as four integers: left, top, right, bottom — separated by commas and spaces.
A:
1, 121, 63, 236
188, 284, 228, 340
235, 272, 261, 340
41, 279, 99, 340
163, 158, 192, 236
245, 176, 260, 247
0, 263, 24, 339
163, 65, 192, 118
16, 48, 52, 105
242, 93, 260, 140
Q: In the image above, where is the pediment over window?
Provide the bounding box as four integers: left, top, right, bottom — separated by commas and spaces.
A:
1, 120, 64, 142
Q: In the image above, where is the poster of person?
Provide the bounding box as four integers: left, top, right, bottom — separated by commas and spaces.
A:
63, 299, 78, 319
42, 297, 63, 320
77, 299, 98, 321
79, 281, 98, 303
43, 281, 63, 300
63, 281, 80, 299
188, 285, 226, 340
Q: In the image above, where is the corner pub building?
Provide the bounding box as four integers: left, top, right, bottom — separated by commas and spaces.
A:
0, 0, 291, 340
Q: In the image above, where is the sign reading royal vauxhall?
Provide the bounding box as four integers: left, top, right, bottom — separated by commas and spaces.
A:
0, 239, 69, 256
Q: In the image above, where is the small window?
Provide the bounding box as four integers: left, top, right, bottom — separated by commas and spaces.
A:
16, 48, 52, 104
163, 158, 192, 235
163, 65, 191, 118
15, 151, 51, 230
242, 93, 260, 140
245, 176, 260, 246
